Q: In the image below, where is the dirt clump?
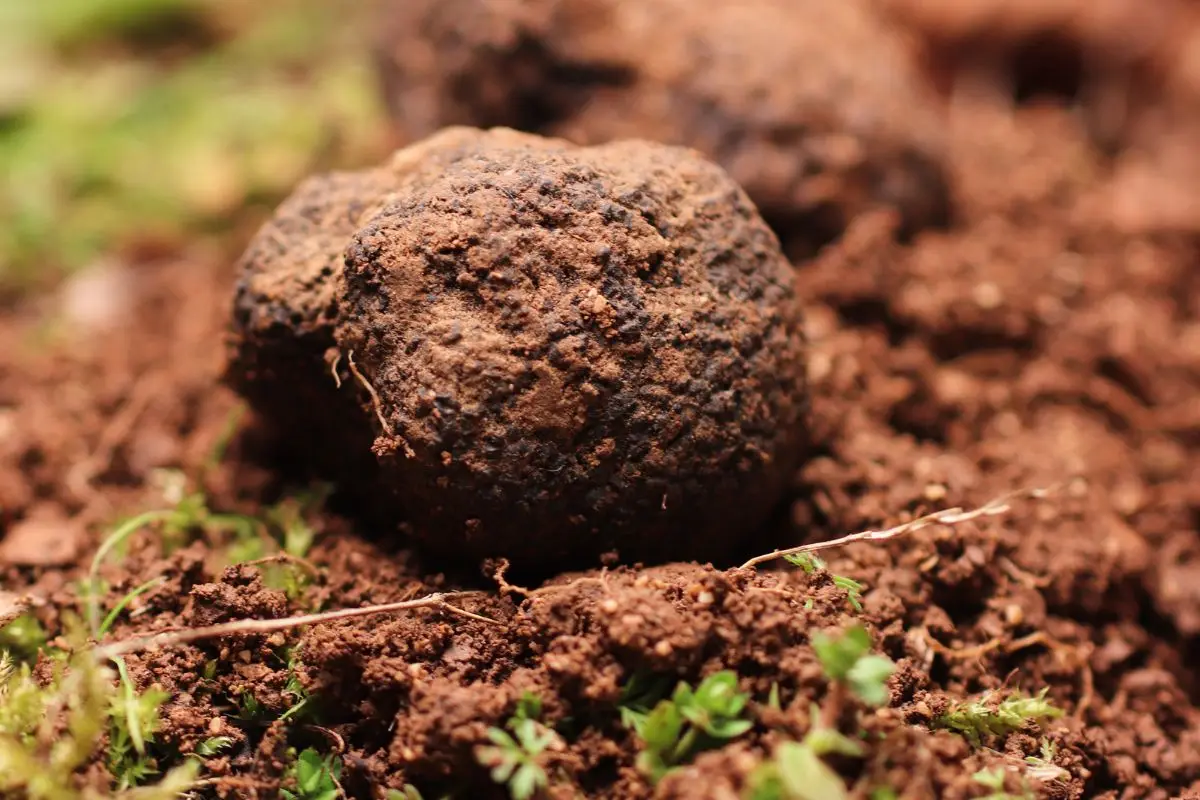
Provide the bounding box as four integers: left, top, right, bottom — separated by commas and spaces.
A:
372, 0, 952, 253
229, 126, 810, 571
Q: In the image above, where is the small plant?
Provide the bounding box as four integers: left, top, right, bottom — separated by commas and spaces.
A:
1023, 739, 1069, 783
785, 554, 865, 611
0, 642, 197, 799
231, 651, 312, 724
268, 487, 331, 559
766, 682, 782, 712
282, 747, 343, 800
475, 692, 560, 800
84, 490, 260, 633
279, 650, 314, 723
386, 784, 450, 800
972, 767, 1035, 800
387, 788, 424, 800
237, 691, 268, 722
98, 578, 166, 638
618, 671, 673, 733
0, 614, 48, 661
624, 671, 753, 783
745, 706, 865, 800
108, 658, 171, 789
936, 689, 1063, 746
193, 736, 234, 759
811, 625, 895, 708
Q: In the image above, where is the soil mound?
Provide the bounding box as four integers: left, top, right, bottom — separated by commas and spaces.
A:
373, 0, 952, 253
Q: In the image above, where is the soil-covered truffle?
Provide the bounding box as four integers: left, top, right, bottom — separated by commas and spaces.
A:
225, 128, 548, 482
373, 0, 951, 253
225, 167, 391, 481
229, 127, 809, 569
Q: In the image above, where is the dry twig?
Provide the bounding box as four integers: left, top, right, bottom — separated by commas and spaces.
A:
739, 484, 1062, 570
95, 591, 497, 659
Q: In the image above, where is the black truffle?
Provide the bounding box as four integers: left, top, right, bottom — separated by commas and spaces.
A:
229, 127, 810, 569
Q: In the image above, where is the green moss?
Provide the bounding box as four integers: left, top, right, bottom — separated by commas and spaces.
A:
0, 0, 387, 295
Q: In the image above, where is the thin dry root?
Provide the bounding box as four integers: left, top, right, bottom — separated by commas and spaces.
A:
492, 559, 533, 598
925, 630, 1053, 661
95, 591, 498, 659
739, 482, 1065, 570
346, 350, 415, 459
328, 351, 343, 389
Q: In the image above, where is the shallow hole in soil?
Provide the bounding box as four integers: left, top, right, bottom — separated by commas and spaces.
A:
928, 328, 1038, 365
1009, 33, 1086, 106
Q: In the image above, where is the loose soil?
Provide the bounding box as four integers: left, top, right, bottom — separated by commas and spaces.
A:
3, 7, 1200, 800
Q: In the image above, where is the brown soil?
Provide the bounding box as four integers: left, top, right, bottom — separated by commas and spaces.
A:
3, 5, 1200, 800
374, 0, 953, 254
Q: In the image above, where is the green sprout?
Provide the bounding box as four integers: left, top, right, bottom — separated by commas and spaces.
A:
1023, 739, 1069, 783
282, 748, 342, 800
623, 671, 753, 783
617, 671, 673, 733
0, 613, 47, 661
766, 682, 782, 712
475, 692, 559, 800
784, 553, 865, 612
936, 689, 1063, 746
278, 651, 313, 723
108, 657, 171, 789
0, 638, 198, 798
972, 767, 1035, 800
192, 736, 234, 759
811, 625, 895, 707
745, 706, 865, 800
99, 577, 165, 638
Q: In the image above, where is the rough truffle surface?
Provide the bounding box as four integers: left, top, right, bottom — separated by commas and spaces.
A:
231, 128, 809, 569
225, 129, 546, 483
373, 0, 950, 251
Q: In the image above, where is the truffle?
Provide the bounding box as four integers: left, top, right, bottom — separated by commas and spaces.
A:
228, 127, 809, 569
372, 0, 951, 253
225, 129, 541, 481
225, 167, 390, 481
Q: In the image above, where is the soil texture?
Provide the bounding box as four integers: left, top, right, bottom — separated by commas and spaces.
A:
2, 3, 1200, 800
373, 0, 953, 254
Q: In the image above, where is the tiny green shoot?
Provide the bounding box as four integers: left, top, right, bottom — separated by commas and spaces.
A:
1023, 739, 1069, 783
811, 625, 895, 707
936, 689, 1063, 746
623, 671, 753, 783
98, 577, 166, 637
282, 747, 343, 800
193, 736, 234, 758
972, 767, 1034, 800
475, 692, 559, 800
745, 706, 865, 800
784, 553, 865, 611
617, 671, 673, 734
